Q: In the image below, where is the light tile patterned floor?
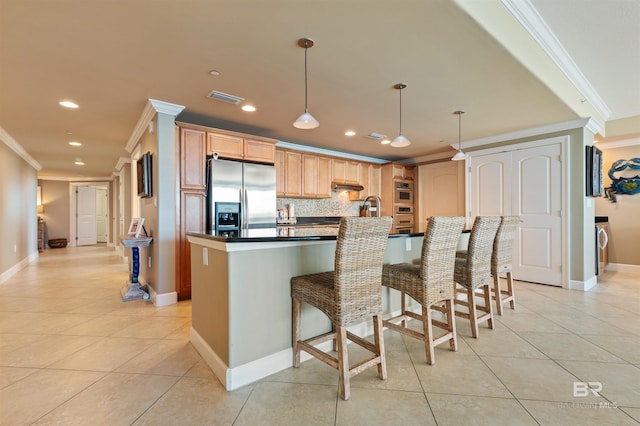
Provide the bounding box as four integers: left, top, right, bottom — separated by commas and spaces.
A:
0, 246, 639, 425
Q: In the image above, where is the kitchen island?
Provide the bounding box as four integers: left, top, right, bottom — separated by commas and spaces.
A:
187, 226, 468, 391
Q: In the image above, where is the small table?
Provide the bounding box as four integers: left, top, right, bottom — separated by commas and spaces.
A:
120, 236, 153, 301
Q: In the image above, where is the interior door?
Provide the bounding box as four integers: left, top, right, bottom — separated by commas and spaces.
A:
76, 186, 97, 246
469, 143, 562, 286
511, 144, 562, 286
95, 187, 107, 243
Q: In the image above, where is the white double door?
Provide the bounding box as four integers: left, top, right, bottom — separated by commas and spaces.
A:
469, 142, 563, 286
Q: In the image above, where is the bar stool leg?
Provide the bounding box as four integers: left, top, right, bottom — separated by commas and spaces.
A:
445, 298, 458, 351
336, 326, 350, 400
468, 289, 479, 338
422, 305, 435, 365
506, 272, 516, 310
483, 284, 494, 329
292, 298, 302, 367
373, 315, 387, 379
493, 274, 504, 315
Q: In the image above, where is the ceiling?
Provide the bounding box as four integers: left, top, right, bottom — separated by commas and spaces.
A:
1, 0, 638, 179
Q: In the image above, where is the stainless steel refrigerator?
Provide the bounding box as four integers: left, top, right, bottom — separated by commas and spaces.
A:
207, 157, 276, 234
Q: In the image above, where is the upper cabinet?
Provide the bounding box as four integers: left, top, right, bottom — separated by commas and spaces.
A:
275, 150, 302, 197
332, 159, 361, 184
180, 127, 206, 190
350, 163, 382, 201
390, 162, 414, 180
207, 132, 276, 164
302, 154, 332, 198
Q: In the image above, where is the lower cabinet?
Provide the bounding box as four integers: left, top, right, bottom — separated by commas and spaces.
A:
177, 190, 205, 300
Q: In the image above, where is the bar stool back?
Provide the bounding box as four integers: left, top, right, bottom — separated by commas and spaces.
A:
291, 216, 392, 400
492, 216, 520, 314
382, 216, 465, 365
453, 216, 501, 338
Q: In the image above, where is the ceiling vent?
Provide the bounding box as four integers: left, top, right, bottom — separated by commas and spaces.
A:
367, 132, 387, 140
207, 90, 245, 105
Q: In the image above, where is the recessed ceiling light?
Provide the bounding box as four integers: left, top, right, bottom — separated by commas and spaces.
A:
241, 105, 256, 112
345, 130, 356, 137
68, 141, 82, 146
59, 101, 79, 109
65, 131, 73, 135
380, 139, 391, 145
74, 160, 84, 165
209, 69, 220, 76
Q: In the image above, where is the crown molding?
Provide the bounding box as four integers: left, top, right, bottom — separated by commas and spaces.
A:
450, 117, 602, 151
115, 156, 131, 171
410, 151, 457, 164
0, 126, 42, 171
37, 175, 114, 182
275, 141, 388, 164
502, 0, 611, 120
596, 137, 640, 150
125, 99, 185, 153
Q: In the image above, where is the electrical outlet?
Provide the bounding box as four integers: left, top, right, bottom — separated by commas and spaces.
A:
203, 248, 208, 266
148, 256, 152, 268
405, 239, 411, 251
13, 244, 17, 253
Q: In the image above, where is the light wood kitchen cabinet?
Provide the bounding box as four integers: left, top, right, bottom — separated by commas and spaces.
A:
207, 132, 276, 164
177, 190, 206, 300
332, 159, 361, 184
180, 127, 206, 190
302, 154, 332, 198
390, 162, 414, 180
350, 163, 382, 201
276, 150, 302, 197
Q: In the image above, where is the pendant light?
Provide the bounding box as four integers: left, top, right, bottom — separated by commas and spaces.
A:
451, 110, 466, 160
391, 83, 410, 147
293, 38, 319, 129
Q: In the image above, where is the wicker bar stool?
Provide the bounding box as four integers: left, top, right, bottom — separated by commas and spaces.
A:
453, 216, 501, 338
491, 216, 520, 315
381, 216, 465, 365
291, 216, 392, 401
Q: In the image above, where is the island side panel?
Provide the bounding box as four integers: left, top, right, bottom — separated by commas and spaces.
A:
191, 244, 230, 365
226, 241, 337, 368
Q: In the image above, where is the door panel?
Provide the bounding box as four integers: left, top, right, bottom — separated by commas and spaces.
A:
77, 186, 97, 246
512, 144, 562, 285
469, 143, 562, 286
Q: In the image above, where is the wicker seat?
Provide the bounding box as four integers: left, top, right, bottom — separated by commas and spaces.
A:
381, 216, 465, 365
291, 216, 392, 400
453, 216, 501, 338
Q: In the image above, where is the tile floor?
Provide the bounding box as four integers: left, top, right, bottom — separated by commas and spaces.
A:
1, 245, 639, 425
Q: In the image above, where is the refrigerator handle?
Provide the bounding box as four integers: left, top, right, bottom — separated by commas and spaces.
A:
243, 188, 248, 230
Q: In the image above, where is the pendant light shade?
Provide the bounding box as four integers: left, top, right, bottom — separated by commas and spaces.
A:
293, 38, 319, 129
451, 110, 466, 161
390, 83, 410, 148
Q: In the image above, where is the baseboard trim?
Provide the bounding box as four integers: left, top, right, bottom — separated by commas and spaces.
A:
0, 251, 39, 284
568, 275, 597, 291
140, 277, 177, 306
189, 315, 392, 391
605, 263, 640, 273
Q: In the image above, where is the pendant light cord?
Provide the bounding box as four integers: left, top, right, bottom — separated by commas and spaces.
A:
458, 112, 462, 151
399, 86, 403, 135
304, 42, 308, 113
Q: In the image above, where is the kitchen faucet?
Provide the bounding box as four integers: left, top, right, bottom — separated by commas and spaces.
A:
361, 195, 381, 217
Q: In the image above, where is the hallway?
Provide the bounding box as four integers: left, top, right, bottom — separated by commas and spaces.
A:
0, 246, 639, 425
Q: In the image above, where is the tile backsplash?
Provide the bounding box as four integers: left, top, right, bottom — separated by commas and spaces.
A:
277, 192, 362, 217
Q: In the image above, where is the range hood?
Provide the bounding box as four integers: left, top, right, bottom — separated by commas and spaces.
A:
331, 181, 364, 192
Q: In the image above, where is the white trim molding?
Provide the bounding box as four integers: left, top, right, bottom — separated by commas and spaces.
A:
0, 251, 39, 284
276, 141, 388, 164
0, 126, 42, 171
501, 0, 611, 120
115, 157, 131, 171
604, 263, 640, 273
451, 118, 601, 151
569, 275, 598, 292
125, 99, 185, 153
596, 137, 640, 150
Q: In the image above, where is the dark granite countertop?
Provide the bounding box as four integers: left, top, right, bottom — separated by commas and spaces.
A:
188, 226, 425, 243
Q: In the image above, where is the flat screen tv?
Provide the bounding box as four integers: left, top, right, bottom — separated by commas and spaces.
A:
137, 152, 152, 198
